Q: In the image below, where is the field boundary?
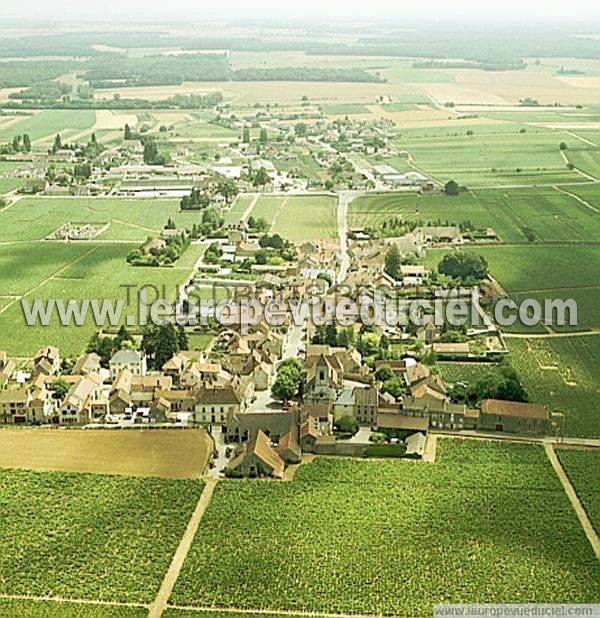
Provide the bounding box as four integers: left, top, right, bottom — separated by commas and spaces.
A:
545, 444, 600, 560
149, 478, 218, 618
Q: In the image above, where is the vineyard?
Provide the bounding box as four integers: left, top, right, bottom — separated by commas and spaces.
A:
557, 449, 600, 534
507, 335, 600, 439
0, 469, 203, 603
0, 599, 146, 617
170, 440, 599, 616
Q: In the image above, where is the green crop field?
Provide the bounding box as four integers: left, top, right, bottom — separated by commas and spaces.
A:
557, 449, 600, 533
223, 194, 254, 224
248, 194, 337, 240
426, 244, 600, 333
350, 187, 600, 243
322, 104, 371, 115
0, 468, 203, 603
170, 441, 599, 616
0, 197, 190, 243
567, 147, 600, 179
170, 121, 239, 140
0, 110, 96, 143
396, 126, 583, 187
0, 242, 197, 356
0, 599, 146, 617
434, 361, 499, 385
271, 195, 337, 240
507, 335, 600, 439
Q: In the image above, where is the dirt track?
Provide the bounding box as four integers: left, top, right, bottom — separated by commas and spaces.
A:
0, 427, 212, 478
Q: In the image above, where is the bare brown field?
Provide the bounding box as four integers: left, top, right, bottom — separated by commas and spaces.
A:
94, 109, 139, 130
95, 80, 414, 104
0, 427, 212, 478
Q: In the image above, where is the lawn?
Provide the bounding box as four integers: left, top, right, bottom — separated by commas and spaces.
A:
350, 187, 600, 243
557, 449, 600, 533
170, 440, 599, 616
507, 335, 600, 439
223, 194, 254, 224
0, 468, 203, 603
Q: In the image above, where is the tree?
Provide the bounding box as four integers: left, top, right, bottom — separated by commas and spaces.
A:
381, 377, 405, 399
114, 325, 133, 350
177, 324, 189, 350
22, 134, 31, 153
124, 124, 132, 140
444, 180, 460, 196
375, 364, 394, 382
51, 377, 70, 401
216, 179, 238, 202
53, 134, 62, 154
325, 324, 338, 346
438, 251, 488, 283
242, 127, 250, 143
559, 142, 568, 151
141, 323, 181, 369
252, 167, 270, 188
294, 122, 308, 137
334, 415, 358, 435
271, 372, 297, 402
337, 326, 356, 348
384, 244, 402, 281
259, 127, 268, 144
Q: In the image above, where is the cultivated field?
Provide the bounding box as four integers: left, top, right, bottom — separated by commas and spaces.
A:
249, 194, 337, 240
349, 186, 600, 243
0, 110, 96, 143
170, 440, 599, 616
0, 428, 212, 478
0, 599, 146, 617
557, 449, 600, 533
0, 241, 198, 356
396, 124, 584, 187
507, 335, 600, 439
0, 468, 203, 603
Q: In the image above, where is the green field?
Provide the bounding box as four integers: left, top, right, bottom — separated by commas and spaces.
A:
0, 599, 146, 617
170, 440, 599, 616
169, 121, 239, 140
0, 242, 198, 356
223, 194, 254, 224
249, 194, 337, 240
396, 125, 584, 187
322, 104, 371, 115
350, 187, 600, 243
426, 244, 600, 333
0, 110, 96, 143
0, 468, 202, 603
434, 361, 499, 385
507, 335, 600, 439
0, 197, 196, 243
557, 449, 600, 533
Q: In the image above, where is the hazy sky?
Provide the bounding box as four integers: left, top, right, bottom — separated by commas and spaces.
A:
2, 0, 600, 21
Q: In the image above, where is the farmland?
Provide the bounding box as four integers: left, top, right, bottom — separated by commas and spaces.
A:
394, 124, 584, 187
507, 335, 600, 439
249, 194, 337, 240
0, 110, 96, 143
349, 186, 600, 243
0, 427, 212, 478
425, 244, 600, 333
0, 197, 188, 242
557, 449, 600, 533
170, 441, 599, 616
0, 468, 203, 603
0, 242, 198, 356
0, 599, 146, 617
